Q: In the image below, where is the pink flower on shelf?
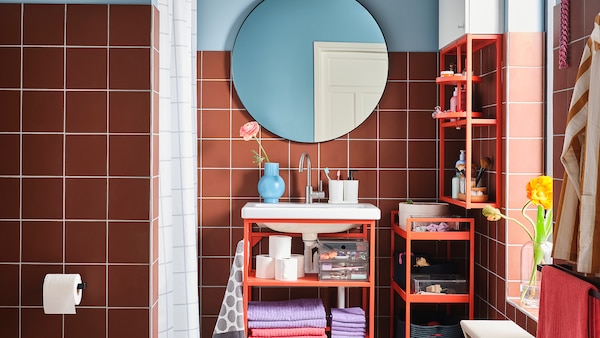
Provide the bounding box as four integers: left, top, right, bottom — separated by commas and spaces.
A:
239, 121, 270, 166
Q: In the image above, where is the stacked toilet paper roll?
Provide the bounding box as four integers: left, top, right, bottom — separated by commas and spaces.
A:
275, 257, 297, 281
256, 254, 275, 279
268, 235, 292, 259
255, 235, 305, 280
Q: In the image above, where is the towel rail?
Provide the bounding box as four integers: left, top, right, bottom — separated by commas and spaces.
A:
538, 264, 600, 300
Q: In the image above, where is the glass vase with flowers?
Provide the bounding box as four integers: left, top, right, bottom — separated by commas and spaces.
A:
482, 175, 553, 307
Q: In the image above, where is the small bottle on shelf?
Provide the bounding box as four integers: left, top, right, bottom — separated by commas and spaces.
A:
449, 87, 458, 112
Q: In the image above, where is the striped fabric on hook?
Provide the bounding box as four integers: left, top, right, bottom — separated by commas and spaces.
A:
559, 0, 570, 69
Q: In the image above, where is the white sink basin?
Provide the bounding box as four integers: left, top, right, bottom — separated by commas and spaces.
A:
241, 202, 381, 220
241, 202, 381, 241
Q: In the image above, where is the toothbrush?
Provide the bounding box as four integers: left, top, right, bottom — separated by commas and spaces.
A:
336, 170, 341, 180
324, 167, 332, 181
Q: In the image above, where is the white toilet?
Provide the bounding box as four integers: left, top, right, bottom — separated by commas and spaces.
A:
460, 320, 534, 338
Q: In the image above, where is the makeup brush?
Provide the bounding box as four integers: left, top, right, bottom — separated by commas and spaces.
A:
475, 157, 492, 187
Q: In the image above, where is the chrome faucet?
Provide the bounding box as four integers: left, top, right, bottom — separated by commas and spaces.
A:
298, 152, 324, 203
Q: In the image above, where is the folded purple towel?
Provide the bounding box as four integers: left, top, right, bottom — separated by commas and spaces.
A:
330, 320, 366, 329
248, 298, 326, 322
330, 307, 365, 324
331, 328, 365, 337
247, 318, 327, 329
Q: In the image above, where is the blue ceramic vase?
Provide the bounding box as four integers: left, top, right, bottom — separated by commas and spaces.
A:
258, 162, 285, 203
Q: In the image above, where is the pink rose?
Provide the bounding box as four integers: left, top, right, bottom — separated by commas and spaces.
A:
240, 121, 260, 141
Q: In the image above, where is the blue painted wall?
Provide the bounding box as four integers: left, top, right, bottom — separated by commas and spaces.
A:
198, 0, 440, 52
0, 0, 153, 3
4, 0, 440, 51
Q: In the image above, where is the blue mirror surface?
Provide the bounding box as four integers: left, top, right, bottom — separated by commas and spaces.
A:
232, 0, 388, 143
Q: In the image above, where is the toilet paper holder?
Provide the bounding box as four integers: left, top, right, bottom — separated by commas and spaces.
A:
77, 282, 87, 290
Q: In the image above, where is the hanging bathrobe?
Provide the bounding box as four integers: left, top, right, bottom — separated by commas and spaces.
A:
555, 13, 600, 274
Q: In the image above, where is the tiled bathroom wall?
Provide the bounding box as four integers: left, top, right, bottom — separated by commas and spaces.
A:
197, 50, 441, 337
0, 4, 158, 338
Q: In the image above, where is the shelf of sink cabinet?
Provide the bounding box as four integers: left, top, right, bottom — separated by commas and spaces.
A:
246, 271, 372, 287
242, 217, 377, 337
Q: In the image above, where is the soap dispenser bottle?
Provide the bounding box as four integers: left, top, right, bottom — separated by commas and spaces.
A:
455, 150, 466, 195
449, 87, 458, 112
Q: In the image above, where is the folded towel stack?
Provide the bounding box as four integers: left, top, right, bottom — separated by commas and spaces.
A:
330, 307, 366, 338
247, 298, 327, 338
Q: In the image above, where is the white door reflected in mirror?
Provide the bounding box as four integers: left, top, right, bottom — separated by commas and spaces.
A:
314, 42, 388, 141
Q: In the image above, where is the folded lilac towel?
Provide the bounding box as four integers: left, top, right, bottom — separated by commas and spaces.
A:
331, 320, 366, 329
247, 319, 327, 329
331, 328, 366, 338
248, 298, 326, 322
330, 307, 365, 324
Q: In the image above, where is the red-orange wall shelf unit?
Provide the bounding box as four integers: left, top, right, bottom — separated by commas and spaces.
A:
435, 34, 503, 209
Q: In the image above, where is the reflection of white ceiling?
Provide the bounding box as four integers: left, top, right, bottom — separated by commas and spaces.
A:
314, 42, 388, 142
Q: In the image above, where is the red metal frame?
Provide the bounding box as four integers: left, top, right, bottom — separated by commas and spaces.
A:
435, 34, 503, 209
243, 217, 376, 338
389, 210, 475, 338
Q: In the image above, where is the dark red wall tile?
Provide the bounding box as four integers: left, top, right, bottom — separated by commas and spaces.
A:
22, 178, 63, 219
0, 222, 20, 262
64, 308, 107, 338
0, 91, 21, 132
22, 91, 64, 132
66, 221, 107, 263
22, 134, 64, 176
0, 4, 21, 45
108, 309, 150, 338
66, 91, 108, 133
23, 47, 64, 89
0, 134, 21, 175
0, 308, 19, 337
109, 5, 152, 46
23, 4, 64, 45
0, 47, 21, 88
108, 178, 150, 220
108, 265, 149, 307
65, 135, 108, 176
109, 91, 151, 133
0, 264, 19, 305
379, 82, 407, 109
22, 221, 63, 263
22, 308, 62, 338
409, 52, 438, 80
108, 222, 150, 264
66, 48, 108, 89
66, 4, 108, 46
109, 48, 151, 90
109, 135, 150, 176
65, 178, 108, 220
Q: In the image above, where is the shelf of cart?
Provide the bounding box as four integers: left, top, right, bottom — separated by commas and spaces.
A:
392, 281, 471, 304
439, 195, 497, 209
246, 271, 372, 287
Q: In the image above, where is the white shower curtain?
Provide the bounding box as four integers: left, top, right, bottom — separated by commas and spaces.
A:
157, 1, 200, 337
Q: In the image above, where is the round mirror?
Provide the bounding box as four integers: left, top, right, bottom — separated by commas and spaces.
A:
232, 0, 388, 143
